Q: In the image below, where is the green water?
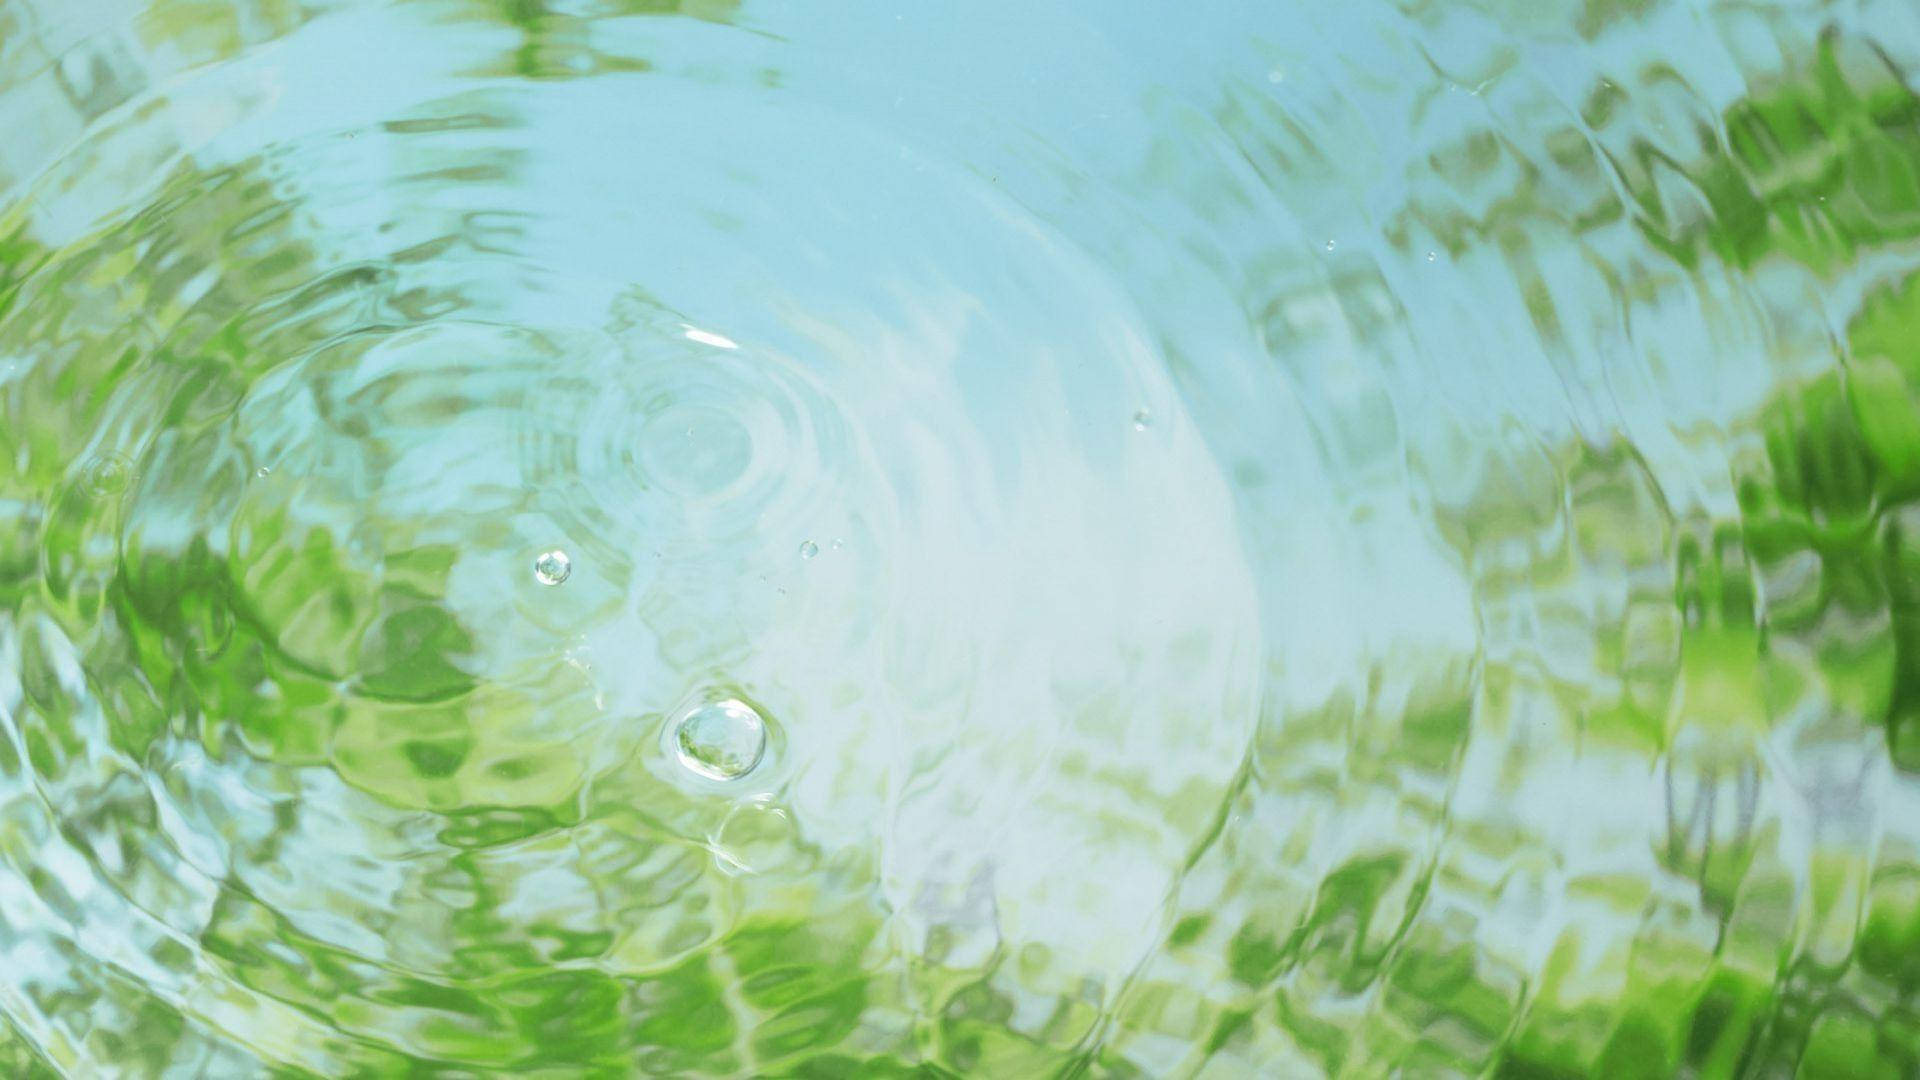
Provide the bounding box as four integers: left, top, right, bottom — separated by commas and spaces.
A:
4, 0, 1920, 1075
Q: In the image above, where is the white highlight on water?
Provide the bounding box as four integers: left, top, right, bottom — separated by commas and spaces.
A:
681, 325, 739, 350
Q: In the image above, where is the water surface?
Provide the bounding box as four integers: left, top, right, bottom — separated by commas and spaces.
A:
3, 0, 1920, 1075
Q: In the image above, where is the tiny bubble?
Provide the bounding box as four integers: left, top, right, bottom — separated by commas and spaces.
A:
830, 538, 846, 551
1267, 68, 1284, 84
1426, 251, 1437, 262
799, 540, 819, 560
533, 549, 572, 586
255, 466, 271, 478
1132, 409, 1153, 431
1324, 239, 1336, 252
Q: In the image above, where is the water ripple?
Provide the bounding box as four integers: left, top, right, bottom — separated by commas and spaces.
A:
2, 0, 1920, 1075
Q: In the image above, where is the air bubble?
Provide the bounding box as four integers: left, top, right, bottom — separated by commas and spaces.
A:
1132, 409, 1153, 431
672, 699, 768, 782
799, 540, 819, 559
533, 549, 573, 586
1324, 239, 1336, 252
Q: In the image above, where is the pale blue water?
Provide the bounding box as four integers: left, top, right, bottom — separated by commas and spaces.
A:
3, 0, 1920, 1075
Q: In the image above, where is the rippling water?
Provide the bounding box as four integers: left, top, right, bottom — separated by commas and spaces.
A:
4, 0, 1920, 1075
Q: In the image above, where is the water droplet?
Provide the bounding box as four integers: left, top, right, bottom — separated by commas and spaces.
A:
533, 549, 572, 586
255, 466, 272, 478
85, 454, 133, 495
1426, 250, 1437, 262
673, 699, 767, 782
1324, 239, 1336, 252
799, 540, 819, 560
1132, 409, 1153, 431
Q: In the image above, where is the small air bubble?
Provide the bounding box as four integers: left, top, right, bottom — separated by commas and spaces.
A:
799, 540, 819, 560
1426, 251, 1437, 262
1324, 239, 1336, 252
255, 466, 272, 478
533, 549, 572, 586
830, 538, 846, 551
1132, 409, 1153, 431
673, 699, 768, 782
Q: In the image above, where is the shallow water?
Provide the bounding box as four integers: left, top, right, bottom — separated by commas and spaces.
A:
4, 0, 1920, 1075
